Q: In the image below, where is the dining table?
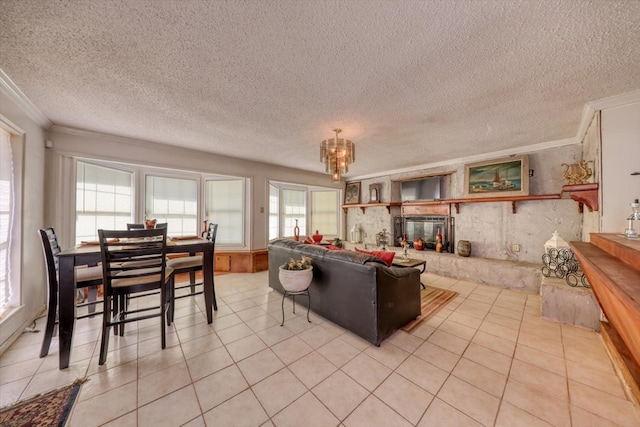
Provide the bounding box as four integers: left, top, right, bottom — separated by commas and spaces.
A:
56, 237, 216, 369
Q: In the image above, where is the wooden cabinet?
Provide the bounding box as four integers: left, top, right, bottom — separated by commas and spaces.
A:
214, 250, 269, 273
215, 254, 231, 272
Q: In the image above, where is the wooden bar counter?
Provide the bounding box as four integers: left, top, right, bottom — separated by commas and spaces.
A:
572, 233, 640, 403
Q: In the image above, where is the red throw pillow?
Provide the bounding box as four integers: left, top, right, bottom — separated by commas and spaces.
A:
326, 245, 344, 251
354, 247, 395, 267
303, 236, 315, 244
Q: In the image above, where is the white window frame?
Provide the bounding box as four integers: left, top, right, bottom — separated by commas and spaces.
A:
67, 158, 250, 250
142, 170, 200, 237
0, 118, 24, 322
75, 160, 136, 243
204, 175, 248, 247
268, 180, 342, 241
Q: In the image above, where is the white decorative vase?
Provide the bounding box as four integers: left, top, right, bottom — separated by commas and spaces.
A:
278, 266, 313, 292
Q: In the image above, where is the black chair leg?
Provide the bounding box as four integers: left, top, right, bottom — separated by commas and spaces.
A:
189, 271, 196, 294
160, 284, 167, 349
212, 276, 218, 311
118, 294, 126, 336
167, 277, 175, 326
88, 286, 98, 316
99, 295, 112, 365
39, 296, 58, 358
112, 295, 120, 336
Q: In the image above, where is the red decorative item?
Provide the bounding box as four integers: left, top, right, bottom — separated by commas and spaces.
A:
312, 230, 323, 243
413, 237, 424, 251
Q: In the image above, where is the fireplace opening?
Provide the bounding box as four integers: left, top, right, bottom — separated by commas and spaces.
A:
393, 215, 454, 253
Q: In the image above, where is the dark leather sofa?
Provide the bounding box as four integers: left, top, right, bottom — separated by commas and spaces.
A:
268, 239, 421, 346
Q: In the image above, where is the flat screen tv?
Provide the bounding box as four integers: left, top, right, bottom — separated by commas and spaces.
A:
401, 177, 441, 202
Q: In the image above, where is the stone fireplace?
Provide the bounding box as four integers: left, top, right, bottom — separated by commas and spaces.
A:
393, 214, 454, 253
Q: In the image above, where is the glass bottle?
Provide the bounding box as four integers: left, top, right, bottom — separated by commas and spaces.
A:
293, 219, 300, 241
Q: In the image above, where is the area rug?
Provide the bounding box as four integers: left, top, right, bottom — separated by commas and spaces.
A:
402, 286, 459, 332
0, 379, 84, 427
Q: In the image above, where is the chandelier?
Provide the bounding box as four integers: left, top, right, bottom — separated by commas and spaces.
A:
320, 129, 355, 182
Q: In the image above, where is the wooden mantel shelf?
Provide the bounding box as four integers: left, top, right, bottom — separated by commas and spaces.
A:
342, 192, 595, 215
402, 194, 561, 214
341, 202, 402, 214
562, 183, 599, 213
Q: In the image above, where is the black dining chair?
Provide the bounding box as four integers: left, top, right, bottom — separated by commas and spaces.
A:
126, 222, 167, 230
38, 227, 103, 358
166, 223, 218, 322
97, 227, 174, 365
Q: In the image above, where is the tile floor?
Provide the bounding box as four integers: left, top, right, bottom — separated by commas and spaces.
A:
1, 272, 639, 426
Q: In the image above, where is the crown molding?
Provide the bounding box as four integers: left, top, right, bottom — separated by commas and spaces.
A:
575, 103, 597, 146
587, 89, 640, 111
0, 68, 51, 128
350, 136, 579, 181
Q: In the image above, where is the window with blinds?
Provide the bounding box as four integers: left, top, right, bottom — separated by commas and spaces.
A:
283, 188, 306, 238
205, 178, 244, 244
76, 162, 133, 243
145, 175, 198, 236
311, 190, 339, 235
268, 182, 340, 240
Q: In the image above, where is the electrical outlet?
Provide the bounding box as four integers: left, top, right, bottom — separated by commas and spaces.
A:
513, 244, 520, 252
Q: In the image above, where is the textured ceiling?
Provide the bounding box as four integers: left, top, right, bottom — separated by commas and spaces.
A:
1, 0, 639, 178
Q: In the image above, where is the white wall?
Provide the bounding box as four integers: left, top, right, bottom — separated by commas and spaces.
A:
601, 101, 640, 233
45, 126, 342, 250
0, 92, 46, 351
581, 112, 601, 241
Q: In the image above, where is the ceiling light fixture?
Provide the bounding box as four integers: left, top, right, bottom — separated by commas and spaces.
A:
320, 128, 355, 182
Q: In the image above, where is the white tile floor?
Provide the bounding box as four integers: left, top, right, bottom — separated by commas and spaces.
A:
1, 271, 639, 426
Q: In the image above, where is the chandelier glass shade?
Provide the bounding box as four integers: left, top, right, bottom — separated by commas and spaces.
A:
320, 129, 355, 182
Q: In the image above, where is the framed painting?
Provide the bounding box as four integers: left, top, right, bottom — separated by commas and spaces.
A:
464, 155, 529, 198
344, 181, 361, 205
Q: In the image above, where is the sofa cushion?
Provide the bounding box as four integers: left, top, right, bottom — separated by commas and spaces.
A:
354, 248, 395, 267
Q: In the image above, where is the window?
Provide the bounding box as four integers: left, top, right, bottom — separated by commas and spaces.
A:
269, 184, 279, 241
205, 178, 244, 244
0, 128, 13, 315
76, 162, 133, 243
269, 181, 341, 240
311, 190, 339, 235
283, 188, 306, 238
145, 175, 198, 236
72, 158, 248, 247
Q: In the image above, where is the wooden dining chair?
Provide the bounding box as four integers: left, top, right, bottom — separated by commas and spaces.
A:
38, 227, 103, 358
167, 223, 218, 321
97, 227, 174, 365
127, 222, 167, 230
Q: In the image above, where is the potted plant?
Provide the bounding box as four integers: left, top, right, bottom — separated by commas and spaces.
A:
278, 255, 313, 292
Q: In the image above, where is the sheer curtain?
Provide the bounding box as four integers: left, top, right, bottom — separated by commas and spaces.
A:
0, 128, 14, 315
